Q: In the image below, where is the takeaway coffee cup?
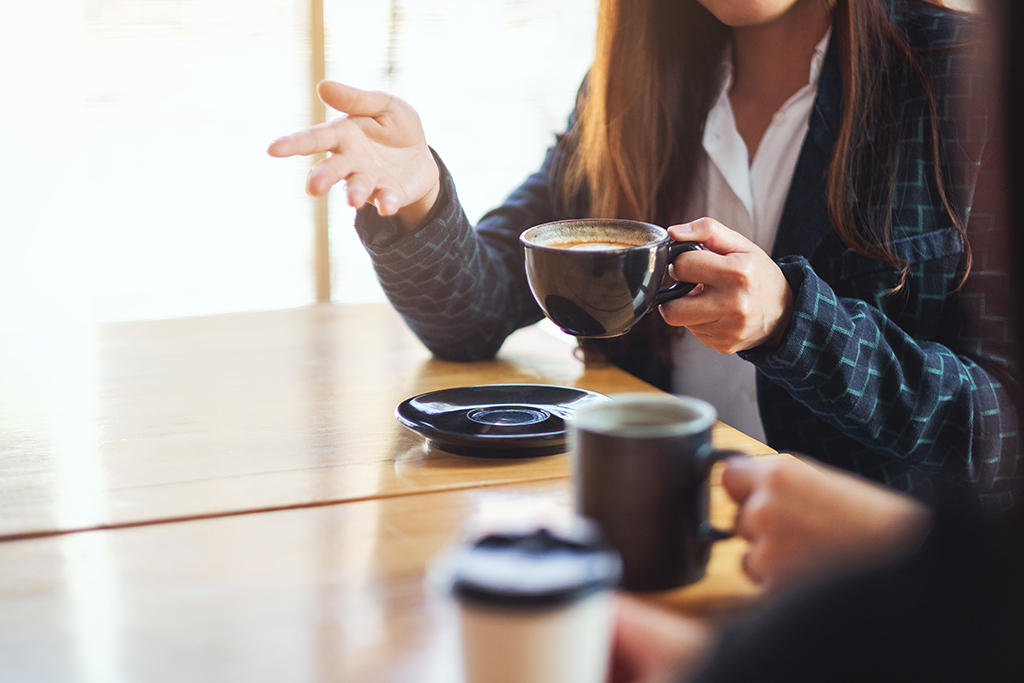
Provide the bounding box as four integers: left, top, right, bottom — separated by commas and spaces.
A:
570, 394, 739, 591
520, 219, 701, 337
448, 527, 622, 683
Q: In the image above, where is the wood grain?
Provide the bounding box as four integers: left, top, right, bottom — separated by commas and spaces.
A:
0, 303, 772, 539
0, 303, 775, 682
0, 478, 758, 683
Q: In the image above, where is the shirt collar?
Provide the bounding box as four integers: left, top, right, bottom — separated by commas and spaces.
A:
701, 27, 833, 220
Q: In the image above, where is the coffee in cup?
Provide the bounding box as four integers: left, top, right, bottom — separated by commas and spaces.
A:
570, 393, 739, 591
519, 219, 701, 337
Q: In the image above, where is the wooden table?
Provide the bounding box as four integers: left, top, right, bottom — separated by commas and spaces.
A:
0, 303, 773, 682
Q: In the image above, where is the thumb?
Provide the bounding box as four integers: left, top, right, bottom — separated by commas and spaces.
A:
317, 81, 392, 117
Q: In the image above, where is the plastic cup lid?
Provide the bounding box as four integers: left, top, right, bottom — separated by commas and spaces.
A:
451, 527, 622, 607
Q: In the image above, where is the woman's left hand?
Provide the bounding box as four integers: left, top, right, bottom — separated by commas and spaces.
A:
661, 218, 793, 353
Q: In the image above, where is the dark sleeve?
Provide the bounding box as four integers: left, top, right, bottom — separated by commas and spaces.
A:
740, 11, 1020, 502
687, 499, 1024, 683
353, 144, 564, 361
740, 235, 1020, 502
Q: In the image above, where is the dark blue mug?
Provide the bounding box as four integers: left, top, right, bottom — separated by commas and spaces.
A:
570, 394, 739, 591
520, 219, 701, 338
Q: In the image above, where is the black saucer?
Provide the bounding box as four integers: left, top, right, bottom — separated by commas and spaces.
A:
395, 384, 609, 458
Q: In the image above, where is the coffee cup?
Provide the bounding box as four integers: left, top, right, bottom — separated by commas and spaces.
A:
569, 393, 739, 591
448, 527, 621, 683
519, 219, 701, 337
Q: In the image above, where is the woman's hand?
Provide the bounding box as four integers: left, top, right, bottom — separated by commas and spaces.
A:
660, 218, 793, 353
609, 595, 715, 683
267, 81, 440, 230
722, 455, 932, 594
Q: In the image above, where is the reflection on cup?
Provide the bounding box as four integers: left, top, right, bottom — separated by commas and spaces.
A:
447, 526, 621, 683
570, 393, 739, 591
520, 219, 701, 338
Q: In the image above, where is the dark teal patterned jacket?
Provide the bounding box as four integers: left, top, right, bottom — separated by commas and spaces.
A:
355, 1, 1020, 506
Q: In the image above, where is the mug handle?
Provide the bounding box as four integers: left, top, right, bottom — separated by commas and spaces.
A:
698, 448, 747, 542
653, 241, 703, 305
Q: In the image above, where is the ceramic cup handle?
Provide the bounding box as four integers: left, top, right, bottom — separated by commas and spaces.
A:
697, 449, 747, 542
653, 241, 703, 305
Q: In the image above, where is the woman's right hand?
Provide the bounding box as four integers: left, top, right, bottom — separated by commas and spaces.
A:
267, 81, 441, 230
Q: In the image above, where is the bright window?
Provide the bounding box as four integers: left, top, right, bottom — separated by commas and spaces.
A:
0, 0, 596, 325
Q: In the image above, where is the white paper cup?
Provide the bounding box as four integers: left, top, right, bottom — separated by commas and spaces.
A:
449, 527, 621, 683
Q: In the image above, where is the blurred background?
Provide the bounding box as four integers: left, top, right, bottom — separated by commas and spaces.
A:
0, 0, 976, 329
0, 0, 596, 328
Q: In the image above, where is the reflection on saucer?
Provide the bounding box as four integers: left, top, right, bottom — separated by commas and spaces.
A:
395, 384, 609, 458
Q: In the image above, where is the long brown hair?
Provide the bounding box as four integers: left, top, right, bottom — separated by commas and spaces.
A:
560, 0, 970, 288
829, 0, 970, 290
561, 0, 728, 225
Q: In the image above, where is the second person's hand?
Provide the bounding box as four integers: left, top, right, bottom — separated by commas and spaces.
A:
267, 81, 440, 230
721, 454, 932, 595
609, 595, 715, 683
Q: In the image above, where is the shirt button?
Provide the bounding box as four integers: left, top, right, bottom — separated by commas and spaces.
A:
772, 111, 786, 126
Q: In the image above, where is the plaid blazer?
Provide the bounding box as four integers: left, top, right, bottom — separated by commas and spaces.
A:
356, 2, 1019, 506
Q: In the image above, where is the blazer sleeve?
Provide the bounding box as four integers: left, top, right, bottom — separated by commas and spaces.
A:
740, 189, 1020, 499
740, 6, 1020, 502
352, 147, 561, 361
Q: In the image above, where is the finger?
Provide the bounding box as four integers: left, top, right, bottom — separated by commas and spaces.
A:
306, 153, 355, 197
728, 463, 785, 542
269, 121, 334, 158
268, 122, 339, 159
741, 548, 766, 585
368, 187, 401, 216
268, 119, 343, 159
267, 134, 300, 158
345, 174, 375, 209
668, 217, 753, 255
658, 293, 728, 336
666, 248, 733, 291
730, 487, 766, 548
317, 80, 393, 117
721, 456, 759, 503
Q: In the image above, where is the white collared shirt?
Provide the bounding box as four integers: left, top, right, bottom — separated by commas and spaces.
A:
671, 30, 831, 442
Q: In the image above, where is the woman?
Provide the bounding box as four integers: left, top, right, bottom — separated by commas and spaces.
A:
269, 0, 1018, 504
612, 6, 1024, 676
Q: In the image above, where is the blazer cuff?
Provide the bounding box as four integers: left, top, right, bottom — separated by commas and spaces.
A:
739, 256, 813, 367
